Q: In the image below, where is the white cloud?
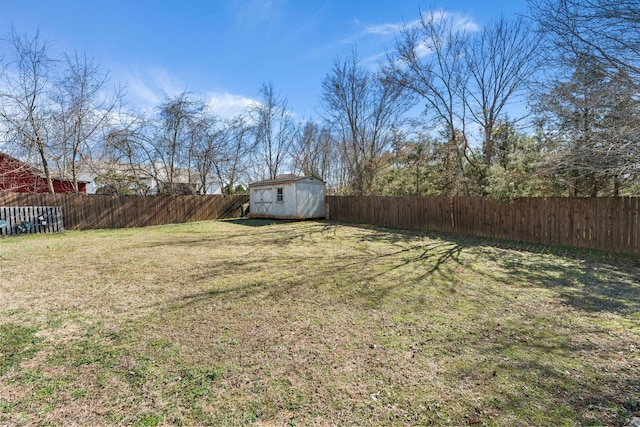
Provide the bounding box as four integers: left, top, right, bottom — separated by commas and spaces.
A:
438, 10, 480, 33
147, 68, 187, 98
343, 9, 480, 69
358, 10, 478, 40
361, 51, 388, 69
231, 0, 288, 27
117, 66, 193, 112
415, 41, 432, 58
355, 10, 480, 64
206, 92, 257, 119
112, 64, 259, 120
361, 20, 416, 36
124, 73, 162, 108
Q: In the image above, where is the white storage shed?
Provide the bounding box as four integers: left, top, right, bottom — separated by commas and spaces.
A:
249, 175, 326, 219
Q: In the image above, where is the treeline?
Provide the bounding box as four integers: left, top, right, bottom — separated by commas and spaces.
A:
1, 0, 639, 198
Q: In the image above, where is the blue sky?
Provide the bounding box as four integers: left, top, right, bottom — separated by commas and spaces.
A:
2, 0, 528, 120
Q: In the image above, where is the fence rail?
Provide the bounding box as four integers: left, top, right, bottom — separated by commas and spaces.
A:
0, 193, 249, 231
327, 196, 640, 255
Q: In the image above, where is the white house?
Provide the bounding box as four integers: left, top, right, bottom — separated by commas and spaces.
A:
77, 161, 222, 195
249, 175, 326, 219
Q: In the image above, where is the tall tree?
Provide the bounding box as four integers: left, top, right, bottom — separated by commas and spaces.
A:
215, 114, 252, 194
384, 10, 471, 195
207, 114, 250, 194
464, 17, 539, 176
322, 50, 411, 195
103, 112, 156, 195
250, 82, 298, 180
537, 54, 640, 196
53, 51, 122, 193
529, 0, 640, 78
187, 109, 223, 195
153, 91, 206, 194
0, 27, 56, 193
291, 121, 335, 182
386, 11, 538, 195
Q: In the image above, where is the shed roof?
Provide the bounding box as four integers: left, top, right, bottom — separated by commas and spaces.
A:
249, 175, 325, 187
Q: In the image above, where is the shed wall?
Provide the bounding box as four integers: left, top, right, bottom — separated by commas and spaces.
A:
249, 178, 325, 219
249, 183, 297, 218
295, 181, 325, 218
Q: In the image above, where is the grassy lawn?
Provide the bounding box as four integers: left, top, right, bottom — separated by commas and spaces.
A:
0, 219, 639, 426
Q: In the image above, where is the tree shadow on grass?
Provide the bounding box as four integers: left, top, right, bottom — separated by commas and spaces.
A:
151, 220, 639, 425
158, 220, 640, 319
179, 282, 267, 305
467, 242, 640, 316
132, 219, 337, 250
341, 222, 640, 317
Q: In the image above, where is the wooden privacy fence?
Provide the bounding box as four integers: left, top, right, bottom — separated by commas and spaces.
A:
0, 193, 249, 231
0, 206, 64, 236
326, 196, 640, 255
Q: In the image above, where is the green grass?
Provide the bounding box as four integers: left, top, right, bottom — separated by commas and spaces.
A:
0, 323, 42, 377
0, 219, 639, 426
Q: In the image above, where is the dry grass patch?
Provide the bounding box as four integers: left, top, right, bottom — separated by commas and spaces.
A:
1, 219, 639, 426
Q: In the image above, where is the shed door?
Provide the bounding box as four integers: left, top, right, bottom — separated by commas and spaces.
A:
254, 188, 273, 215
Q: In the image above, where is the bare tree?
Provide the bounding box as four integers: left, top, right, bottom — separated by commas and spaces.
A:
105, 99, 249, 196
529, 0, 640, 77
385, 11, 539, 195
292, 121, 335, 182
250, 82, 298, 180
384, 10, 471, 195
53, 51, 122, 193
0, 27, 56, 193
103, 112, 157, 195
322, 50, 411, 195
188, 111, 223, 195
214, 114, 251, 194
153, 91, 206, 194
464, 16, 539, 170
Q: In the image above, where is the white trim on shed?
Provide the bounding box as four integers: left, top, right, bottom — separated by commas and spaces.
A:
249, 176, 326, 219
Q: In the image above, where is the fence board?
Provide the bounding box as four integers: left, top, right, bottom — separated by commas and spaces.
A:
326, 195, 640, 255
0, 193, 248, 232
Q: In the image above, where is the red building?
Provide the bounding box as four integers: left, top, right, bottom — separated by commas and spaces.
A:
0, 152, 87, 194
